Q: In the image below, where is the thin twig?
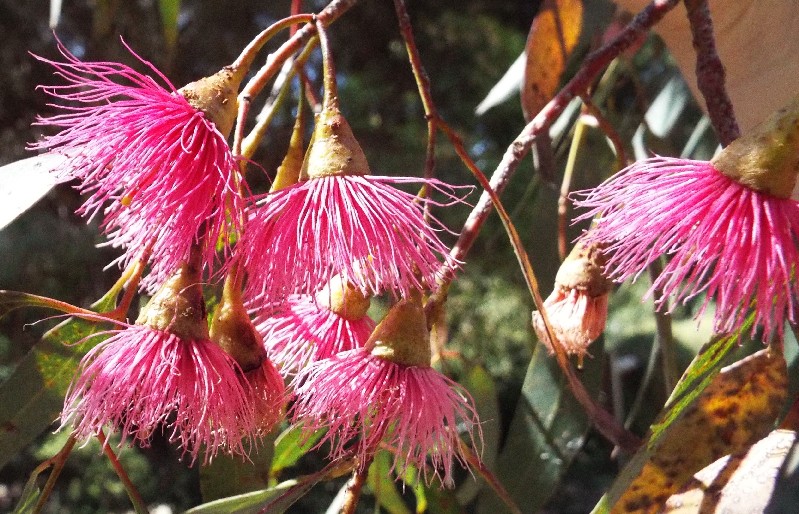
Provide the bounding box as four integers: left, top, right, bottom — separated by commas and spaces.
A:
437, 122, 641, 452
558, 114, 586, 260
684, 0, 739, 146
339, 455, 373, 514
648, 259, 679, 393
97, 430, 148, 514
580, 96, 628, 167
233, 0, 359, 158
459, 439, 523, 514
435, 0, 681, 290
394, 0, 437, 179
31, 435, 77, 514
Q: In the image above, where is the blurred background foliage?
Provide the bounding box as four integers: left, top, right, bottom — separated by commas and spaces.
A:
0, 0, 738, 512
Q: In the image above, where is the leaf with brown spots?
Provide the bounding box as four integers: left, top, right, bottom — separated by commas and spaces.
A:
521, 0, 583, 121
610, 347, 788, 513
663, 429, 796, 513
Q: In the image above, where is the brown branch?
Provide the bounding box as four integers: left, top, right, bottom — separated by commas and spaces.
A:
339, 455, 373, 514
684, 0, 739, 146
393, 0, 642, 450
393, 0, 438, 217
232, 0, 360, 158
440, 0, 681, 285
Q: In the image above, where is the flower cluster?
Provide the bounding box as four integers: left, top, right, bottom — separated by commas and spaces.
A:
35, 38, 480, 482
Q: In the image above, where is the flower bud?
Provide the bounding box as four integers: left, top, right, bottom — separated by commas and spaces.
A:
210, 280, 265, 372
315, 274, 371, 321
301, 105, 371, 180
178, 65, 246, 139
712, 94, 799, 198
367, 295, 431, 368
533, 243, 612, 367
136, 259, 208, 342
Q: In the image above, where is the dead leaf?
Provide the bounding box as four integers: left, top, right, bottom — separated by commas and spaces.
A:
521, 0, 584, 121
612, 347, 788, 513
664, 429, 796, 513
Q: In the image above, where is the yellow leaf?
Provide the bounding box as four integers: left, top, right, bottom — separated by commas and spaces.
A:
664, 429, 796, 513
612, 347, 788, 513
521, 0, 583, 121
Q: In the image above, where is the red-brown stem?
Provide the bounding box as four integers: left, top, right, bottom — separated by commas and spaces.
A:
231, 14, 315, 73
108, 256, 146, 321
339, 454, 373, 514
435, 121, 641, 452
581, 96, 628, 167
440, 0, 681, 285
234, 0, 359, 157
393, 0, 438, 200
684, 0, 739, 146
315, 18, 339, 110
459, 439, 523, 514
291, 0, 304, 35
31, 434, 77, 514
98, 430, 148, 514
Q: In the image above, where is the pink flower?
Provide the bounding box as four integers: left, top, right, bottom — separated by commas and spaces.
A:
256, 276, 375, 374
240, 357, 286, 434
291, 350, 480, 486
532, 288, 609, 367
532, 242, 612, 367
31, 40, 243, 291
239, 175, 461, 301
256, 294, 374, 374
61, 325, 255, 464
573, 156, 799, 338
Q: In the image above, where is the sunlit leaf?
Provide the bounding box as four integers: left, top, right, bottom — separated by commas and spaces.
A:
664, 429, 796, 513
270, 423, 325, 477
367, 450, 412, 514
521, 0, 583, 121
185, 479, 299, 514
610, 346, 787, 513
0, 154, 62, 232
476, 339, 605, 513
474, 53, 525, 116
49, 0, 62, 28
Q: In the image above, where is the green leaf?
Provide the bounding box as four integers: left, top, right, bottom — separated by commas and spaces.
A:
475, 340, 605, 513
270, 423, 325, 476
157, 0, 181, 50
367, 451, 412, 514
186, 480, 299, 514
200, 433, 276, 502
0, 284, 120, 470
456, 365, 500, 505
12, 469, 42, 514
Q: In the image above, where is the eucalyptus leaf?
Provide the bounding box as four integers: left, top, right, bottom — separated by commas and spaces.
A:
0, 283, 120, 470
367, 450, 412, 514
0, 154, 63, 232
271, 423, 325, 476
475, 340, 605, 513
200, 434, 275, 502
186, 480, 299, 514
